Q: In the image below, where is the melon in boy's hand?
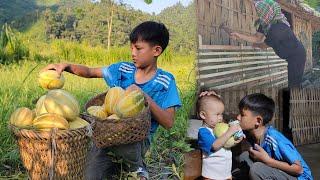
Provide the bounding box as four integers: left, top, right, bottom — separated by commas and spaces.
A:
213, 122, 239, 148
38, 70, 65, 90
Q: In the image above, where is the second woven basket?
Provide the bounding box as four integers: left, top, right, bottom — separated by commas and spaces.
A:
84, 92, 151, 148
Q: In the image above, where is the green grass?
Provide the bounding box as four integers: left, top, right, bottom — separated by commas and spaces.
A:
0, 41, 196, 178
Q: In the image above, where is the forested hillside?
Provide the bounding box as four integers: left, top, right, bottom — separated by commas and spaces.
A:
1, 0, 196, 53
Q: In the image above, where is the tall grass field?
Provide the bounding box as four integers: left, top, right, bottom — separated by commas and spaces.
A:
0, 40, 196, 179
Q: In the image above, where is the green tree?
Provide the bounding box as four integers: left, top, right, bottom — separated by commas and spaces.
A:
157, 2, 196, 54
304, 0, 320, 9
144, 0, 152, 4
0, 24, 29, 64
16, 0, 195, 53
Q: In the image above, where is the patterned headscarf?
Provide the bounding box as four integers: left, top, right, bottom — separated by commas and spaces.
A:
254, 0, 290, 34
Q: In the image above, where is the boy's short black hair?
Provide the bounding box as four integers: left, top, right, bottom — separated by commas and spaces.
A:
239, 93, 275, 125
130, 21, 169, 51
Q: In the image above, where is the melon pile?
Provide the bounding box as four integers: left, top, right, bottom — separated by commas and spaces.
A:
10, 89, 89, 131
87, 86, 146, 120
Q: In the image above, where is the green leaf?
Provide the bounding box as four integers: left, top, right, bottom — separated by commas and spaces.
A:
144, 0, 152, 5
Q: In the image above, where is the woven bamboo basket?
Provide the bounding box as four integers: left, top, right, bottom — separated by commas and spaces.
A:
83, 92, 151, 148
10, 115, 92, 180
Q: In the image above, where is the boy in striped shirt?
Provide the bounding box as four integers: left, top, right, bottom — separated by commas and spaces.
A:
236, 93, 312, 180
42, 21, 181, 180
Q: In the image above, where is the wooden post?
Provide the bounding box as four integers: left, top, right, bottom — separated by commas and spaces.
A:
183, 150, 202, 180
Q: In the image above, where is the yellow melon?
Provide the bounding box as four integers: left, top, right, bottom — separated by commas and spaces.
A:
33, 113, 69, 131
10, 107, 35, 128
44, 89, 80, 121
32, 109, 36, 115
69, 117, 89, 129
38, 70, 65, 90
106, 114, 120, 120
87, 106, 108, 119
213, 122, 237, 148
35, 95, 48, 116
115, 89, 145, 118
104, 87, 125, 114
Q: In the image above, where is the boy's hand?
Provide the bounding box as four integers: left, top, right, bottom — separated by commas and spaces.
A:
234, 136, 244, 144
230, 32, 241, 40
41, 63, 68, 75
252, 43, 268, 50
227, 123, 241, 136
249, 144, 271, 164
199, 91, 220, 98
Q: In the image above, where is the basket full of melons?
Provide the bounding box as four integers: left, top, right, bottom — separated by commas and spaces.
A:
83, 87, 151, 148
8, 70, 91, 179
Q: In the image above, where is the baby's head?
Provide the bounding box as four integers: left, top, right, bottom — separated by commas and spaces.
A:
197, 94, 224, 128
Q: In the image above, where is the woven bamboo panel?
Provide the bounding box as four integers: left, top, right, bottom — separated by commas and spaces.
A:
197, 43, 288, 90
213, 88, 283, 131
196, 0, 257, 46
195, 42, 286, 131
293, 15, 313, 72
190, 88, 283, 132
196, 0, 314, 71
290, 88, 320, 146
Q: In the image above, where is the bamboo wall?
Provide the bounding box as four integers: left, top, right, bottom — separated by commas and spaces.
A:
197, 0, 257, 46
190, 88, 283, 132
217, 88, 283, 131
290, 88, 320, 146
195, 43, 286, 131
196, 0, 314, 71
197, 43, 288, 90
293, 15, 313, 71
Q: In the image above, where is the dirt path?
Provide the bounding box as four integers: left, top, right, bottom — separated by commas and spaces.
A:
297, 143, 320, 179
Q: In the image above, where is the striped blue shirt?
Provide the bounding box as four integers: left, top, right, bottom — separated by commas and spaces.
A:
198, 126, 217, 155
261, 126, 313, 180
102, 62, 181, 137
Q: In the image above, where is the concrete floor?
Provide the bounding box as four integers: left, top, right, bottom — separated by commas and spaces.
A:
297, 143, 320, 179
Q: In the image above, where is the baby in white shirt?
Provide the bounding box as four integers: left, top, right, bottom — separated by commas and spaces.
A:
197, 94, 242, 180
